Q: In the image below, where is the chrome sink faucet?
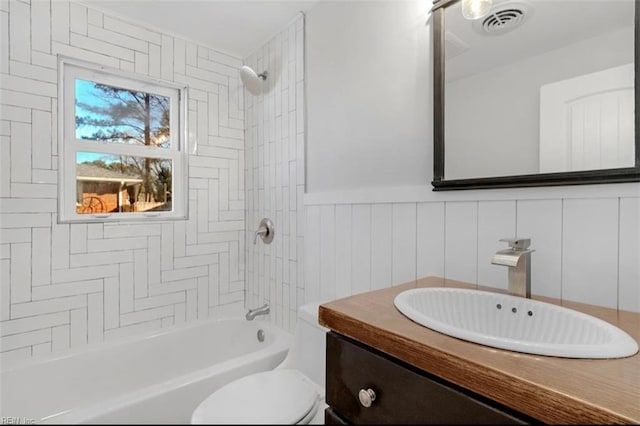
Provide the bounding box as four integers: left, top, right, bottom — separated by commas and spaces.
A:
491, 238, 535, 298
245, 303, 270, 320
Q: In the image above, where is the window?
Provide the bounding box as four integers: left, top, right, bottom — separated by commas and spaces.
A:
59, 58, 187, 222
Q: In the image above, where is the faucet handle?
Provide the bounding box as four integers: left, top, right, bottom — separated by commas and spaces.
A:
499, 238, 531, 250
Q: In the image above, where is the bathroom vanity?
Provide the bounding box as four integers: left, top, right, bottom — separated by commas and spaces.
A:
319, 276, 640, 424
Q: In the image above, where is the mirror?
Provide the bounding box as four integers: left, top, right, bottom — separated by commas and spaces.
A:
432, 0, 640, 190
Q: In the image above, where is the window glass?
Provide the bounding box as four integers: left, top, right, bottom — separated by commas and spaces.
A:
75, 79, 171, 148
75, 152, 172, 214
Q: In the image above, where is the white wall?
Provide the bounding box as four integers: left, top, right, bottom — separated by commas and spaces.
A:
445, 26, 634, 180
0, 0, 245, 364
306, 0, 431, 192
244, 14, 306, 332
303, 1, 639, 313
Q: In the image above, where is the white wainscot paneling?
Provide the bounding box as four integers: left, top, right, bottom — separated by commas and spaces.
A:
444, 201, 478, 284
562, 198, 618, 308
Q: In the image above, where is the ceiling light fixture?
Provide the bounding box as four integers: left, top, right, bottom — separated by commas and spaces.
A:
461, 0, 493, 20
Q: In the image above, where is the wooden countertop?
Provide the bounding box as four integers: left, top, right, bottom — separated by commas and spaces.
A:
318, 276, 640, 425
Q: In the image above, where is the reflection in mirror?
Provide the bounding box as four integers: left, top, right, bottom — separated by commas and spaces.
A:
442, 0, 636, 181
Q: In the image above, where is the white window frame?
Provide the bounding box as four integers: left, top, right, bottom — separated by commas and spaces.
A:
58, 57, 188, 223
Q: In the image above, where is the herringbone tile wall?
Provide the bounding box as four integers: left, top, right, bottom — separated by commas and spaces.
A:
0, 0, 247, 365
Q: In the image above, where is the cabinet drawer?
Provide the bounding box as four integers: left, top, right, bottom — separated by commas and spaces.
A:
326, 332, 530, 425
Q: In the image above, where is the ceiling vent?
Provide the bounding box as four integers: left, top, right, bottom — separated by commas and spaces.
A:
473, 1, 533, 36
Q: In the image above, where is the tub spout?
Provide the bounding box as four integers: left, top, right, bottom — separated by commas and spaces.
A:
245, 304, 270, 321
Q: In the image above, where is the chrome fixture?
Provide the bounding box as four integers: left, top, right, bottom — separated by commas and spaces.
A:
491, 238, 534, 298
240, 65, 267, 96
253, 218, 274, 245
245, 303, 270, 321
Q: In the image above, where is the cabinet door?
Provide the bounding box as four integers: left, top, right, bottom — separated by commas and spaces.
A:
326, 332, 530, 425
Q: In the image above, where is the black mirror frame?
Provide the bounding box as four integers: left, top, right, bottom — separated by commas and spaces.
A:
431, 0, 640, 191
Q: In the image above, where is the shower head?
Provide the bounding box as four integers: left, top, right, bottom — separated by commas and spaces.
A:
240, 65, 267, 96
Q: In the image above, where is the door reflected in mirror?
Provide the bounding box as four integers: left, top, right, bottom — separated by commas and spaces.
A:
439, 0, 637, 183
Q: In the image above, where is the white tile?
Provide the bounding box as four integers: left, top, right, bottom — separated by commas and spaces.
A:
477, 201, 516, 291
70, 250, 132, 267
161, 34, 173, 81
0, 312, 67, 337
516, 199, 562, 299
416, 202, 445, 280
120, 305, 173, 327
1, 74, 57, 97
0, 136, 9, 197
32, 228, 51, 286
31, 110, 52, 170
134, 248, 148, 299
70, 307, 87, 347
444, 202, 478, 284
351, 204, 371, 295
147, 235, 161, 287
149, 43, 161, 78
392, 203, 417, 286
69, 224, 87, 254
119, 262, 134, 314
186, 288, 197, 321
304, 206, 320, 303
0, 228, 31, 243
103, 15, 162, 45
69, 3, 87, 36
134, 51, 148, 75
32, 342, 51, 356
87, 292, 103, 344
319, 205, 336, 300
86, 236, 147, 253
0, 259, 8, 320
562, 198, 618, 308
174, 38, 186, 75
0, 347, 31, 366
70, 33, 134, 62
52, 264, 116, 284
10, 122, 31, 183
161, 265, 208, 282
52, 324, 70, 352
371, 204, 392, 290
619, 198, 640, 312
135, 292, 185, 311
197, 276, 208, 319
87, 9, 103, 27
10, 243, 31, 303
1, 88, 51, 111
31, 0, 51, 53
161, 223, 174, 271
52, 42, 120, 69
32, 280, 102, 301
104, 319, 161, 342
0, 11, 8, 75
11, 295, 86, 319
103, 276, 119, 329
87, 25, 148, 52
10, 60, 57, 83
9, 0, 30, 63
1, 328, 49, 352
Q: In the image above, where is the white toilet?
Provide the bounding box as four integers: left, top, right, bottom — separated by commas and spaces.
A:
191, 302, 328, 425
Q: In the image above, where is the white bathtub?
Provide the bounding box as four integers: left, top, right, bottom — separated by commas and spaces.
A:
0, 318, 290, 424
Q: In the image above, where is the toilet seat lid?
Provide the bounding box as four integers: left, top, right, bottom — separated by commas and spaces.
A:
191, 369, 320, 425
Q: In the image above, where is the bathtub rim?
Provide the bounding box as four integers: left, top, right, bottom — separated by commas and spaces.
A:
1, 316, 287, 374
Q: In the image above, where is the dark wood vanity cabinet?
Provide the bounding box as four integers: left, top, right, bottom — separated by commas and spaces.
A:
325, 332, 536, 425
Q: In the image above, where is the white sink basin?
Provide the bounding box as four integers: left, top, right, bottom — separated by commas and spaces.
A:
394, 288, 639, 359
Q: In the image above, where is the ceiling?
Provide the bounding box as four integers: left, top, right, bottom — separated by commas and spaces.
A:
81, 0, 321, 58
444, 0, 635, 81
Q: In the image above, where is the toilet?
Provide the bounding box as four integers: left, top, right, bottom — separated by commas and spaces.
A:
191, 302, 328, 425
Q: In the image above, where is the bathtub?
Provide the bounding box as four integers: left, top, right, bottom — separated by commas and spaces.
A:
0, 318, 290, 424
